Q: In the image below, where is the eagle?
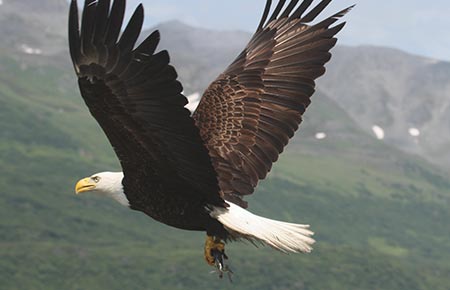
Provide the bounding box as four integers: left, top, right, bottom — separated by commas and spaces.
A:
69, 0, 351, 277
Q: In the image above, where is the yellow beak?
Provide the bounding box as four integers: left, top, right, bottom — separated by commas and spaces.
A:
75, 177, 96, 194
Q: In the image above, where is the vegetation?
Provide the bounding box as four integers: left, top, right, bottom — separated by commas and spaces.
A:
1, 55, 450, 290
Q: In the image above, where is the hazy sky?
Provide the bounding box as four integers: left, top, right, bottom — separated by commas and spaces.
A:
118, 0, 449, 61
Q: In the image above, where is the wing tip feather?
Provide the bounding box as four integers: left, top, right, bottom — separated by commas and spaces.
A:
68, 0, 81, 67
257, 0, 273, 31
257, 0, 352, 30
338, 4, 356, 17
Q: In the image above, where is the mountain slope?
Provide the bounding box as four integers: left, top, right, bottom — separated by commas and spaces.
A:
0, 0, 68, 66
319, 45, 450, 171
1, 53, 450, 289
1, 6, 450, 290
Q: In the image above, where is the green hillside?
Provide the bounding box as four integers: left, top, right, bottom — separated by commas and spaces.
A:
1, 53, 450, 290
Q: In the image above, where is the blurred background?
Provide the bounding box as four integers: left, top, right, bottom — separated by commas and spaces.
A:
1, 0, 449, 289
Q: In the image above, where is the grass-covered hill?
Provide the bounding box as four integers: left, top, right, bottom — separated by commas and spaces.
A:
1, 45, 450, 290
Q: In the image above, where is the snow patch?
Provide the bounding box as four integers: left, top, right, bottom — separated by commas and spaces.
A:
315, 132, 327, 140
409, 128, 420, 137
20, 44, 43, 55
372, 125, 385, 140
185, 92, 201, 113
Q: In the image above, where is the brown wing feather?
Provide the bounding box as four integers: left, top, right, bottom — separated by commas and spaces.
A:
193, 0, 352, 208
69, 0, 223, 207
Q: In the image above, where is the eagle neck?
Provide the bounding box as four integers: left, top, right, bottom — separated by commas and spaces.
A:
102, 172, 129, 207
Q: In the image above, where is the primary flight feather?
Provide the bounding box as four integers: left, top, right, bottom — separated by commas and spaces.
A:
69, 0, 351, 277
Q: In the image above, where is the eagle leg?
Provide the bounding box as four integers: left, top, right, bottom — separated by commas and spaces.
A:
204, 235, 233, 280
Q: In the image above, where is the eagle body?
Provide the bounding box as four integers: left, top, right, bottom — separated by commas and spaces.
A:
70, 0, 351, 273
123, 177, 227, 236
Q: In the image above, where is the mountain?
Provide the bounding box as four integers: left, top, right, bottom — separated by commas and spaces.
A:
5, 1, 449, 172
318, 45, 450, 172
0, 0, 68, 65
1, 3, 450, 290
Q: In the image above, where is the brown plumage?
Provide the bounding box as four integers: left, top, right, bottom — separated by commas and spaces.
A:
69, 0, 226, 233
194, 0, 352, 207
69, 0, 351, 272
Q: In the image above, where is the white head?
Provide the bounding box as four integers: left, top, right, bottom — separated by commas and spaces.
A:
75, 172, 129, 207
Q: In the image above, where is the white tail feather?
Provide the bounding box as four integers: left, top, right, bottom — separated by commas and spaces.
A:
210, 202, 315, 253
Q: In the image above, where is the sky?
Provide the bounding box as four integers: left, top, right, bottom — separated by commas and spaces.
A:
118, 0, 450, 61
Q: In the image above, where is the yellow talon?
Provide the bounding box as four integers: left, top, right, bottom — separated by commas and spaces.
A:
204, 235, 225, 266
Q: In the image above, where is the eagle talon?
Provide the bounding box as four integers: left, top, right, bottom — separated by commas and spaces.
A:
205, 236, 233, 280
212, 250, 233, 281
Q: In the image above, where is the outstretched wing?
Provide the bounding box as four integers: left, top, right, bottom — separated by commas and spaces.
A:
69, 0, 223, 207
193, 0, 352, 207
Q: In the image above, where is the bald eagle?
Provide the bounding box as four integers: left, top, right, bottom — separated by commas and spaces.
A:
69, 0, 351, 277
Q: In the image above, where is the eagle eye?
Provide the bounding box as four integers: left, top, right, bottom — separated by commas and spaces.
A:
92, 176, 101, 183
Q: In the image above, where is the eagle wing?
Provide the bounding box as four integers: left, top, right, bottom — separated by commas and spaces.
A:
193, 0, 352, 207
69, 0, 223, 207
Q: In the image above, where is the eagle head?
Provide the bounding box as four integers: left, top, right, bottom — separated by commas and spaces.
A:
75, 172, 128, 206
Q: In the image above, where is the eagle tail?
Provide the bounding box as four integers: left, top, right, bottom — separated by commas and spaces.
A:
210, 202, 315, 253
